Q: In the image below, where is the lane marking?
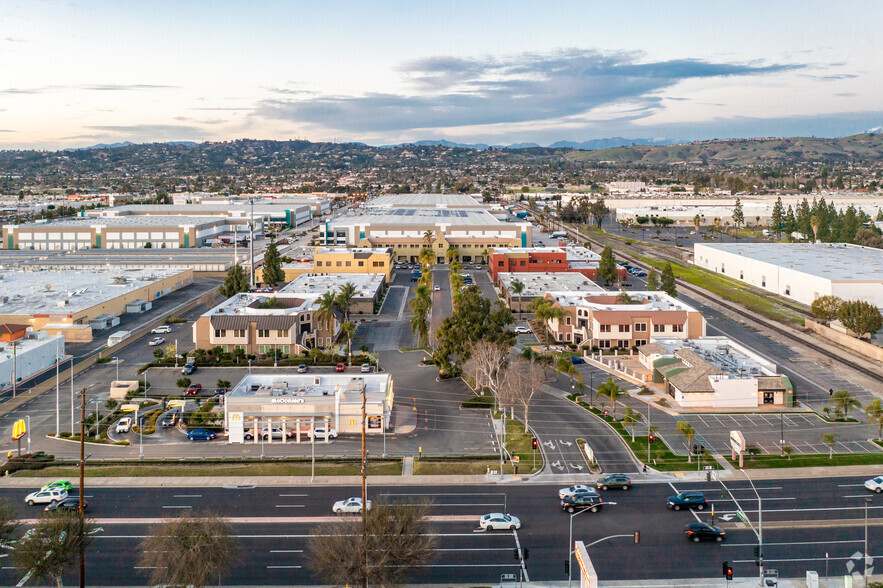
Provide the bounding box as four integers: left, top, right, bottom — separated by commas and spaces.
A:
512, 529, 529, 583
278, 494, 308, 497
161, 505, 191, 509
269, 550, 304, 553
725, 539, 861, 547
267, 565, 302, 569
172, 494, 202, 498
275, 505, 305, 508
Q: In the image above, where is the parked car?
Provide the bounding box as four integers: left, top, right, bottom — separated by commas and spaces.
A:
259, 427, 294, 440
151, 325, 171, 334
559, 484, 598, 500
181, 363, 197, 375
25, 489, 68, 506
570, 356, 586, 365
479, 513, 521, 530
160, 411, 178, 427
865, 476, 883, 493
561, 493, 603, 513
514, 326, 531, 334
256, 287, 273, 293
361, 363, 372, 373
333, 497, 371, 513
684, 522, 726, 542
187, 428, 216, 441
667, 492, 709, 511
45, 497, 86, 513
311, 427, 339, 440
596, 474, 632, 491
335, 363, 346, 372
297, 364, 308, 373
185, 383, 203, 396
115, 417, 132, 433
148, 336, 166, 346
40, 480, 72, 492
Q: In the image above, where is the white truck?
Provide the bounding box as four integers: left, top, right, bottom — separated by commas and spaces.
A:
107, 330, 131, 347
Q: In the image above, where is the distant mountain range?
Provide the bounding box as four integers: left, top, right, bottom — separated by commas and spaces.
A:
64, 140, 198, 151
381, 137, 675, 150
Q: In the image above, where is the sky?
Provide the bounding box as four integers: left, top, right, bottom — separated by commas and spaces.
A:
0, 0, 881, 150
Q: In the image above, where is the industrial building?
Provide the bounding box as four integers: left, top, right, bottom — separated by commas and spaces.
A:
222, 373, 393, 442
322, 209, 531, 262
278, 272, 384, 314
173, 193, 333, 217
0, 325, 65, 395
0, 268, 193, 341
192, 292, 337, 356
638, 337, 794, 408
693, 242, 883, 308
256, 247, 394, 284
84, 202, 313, 228
362, 193, 489, 209
0, 249, 238, 273
3, 215, 259, 251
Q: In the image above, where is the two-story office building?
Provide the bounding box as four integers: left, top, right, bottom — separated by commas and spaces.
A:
257, 247, 395, 284
489, 246, 627, 283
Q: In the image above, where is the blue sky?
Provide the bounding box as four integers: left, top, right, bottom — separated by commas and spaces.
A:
0, 0, 880, 149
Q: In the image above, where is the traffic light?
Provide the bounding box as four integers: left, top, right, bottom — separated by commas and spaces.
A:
753, 546, 760, 557
649, 434, 654, 443
603, 410, 609, 417
564, 560, 570, 575
722, 562, 728, 577
634, 530, 640, 544
726, 566, 733, 581
523, 548, 529, 559
693, 444, 698, 454
532, 437, 538, 449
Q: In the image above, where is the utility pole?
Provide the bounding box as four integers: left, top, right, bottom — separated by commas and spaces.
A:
56, 339, 61, 437
249, 197, 255, 288
361, 383, 368, 587
78, 386, 86, 588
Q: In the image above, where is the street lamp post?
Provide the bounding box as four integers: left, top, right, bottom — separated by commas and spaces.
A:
139, 414, 143, 460
112, 356, 119, 382
143, 369, 148, 399
866, 497, 873, 588
56, 339, 61, 437
248, 359, 252, 375
94, 399, 101, 439
568, 507, 592, 588
739, 469, 763, 584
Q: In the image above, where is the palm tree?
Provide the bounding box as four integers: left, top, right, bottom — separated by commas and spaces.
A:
623, 407, 642, 442
830, 390, 861, 419
597, 377, 623, 418
422, 230, 435, 247
821, 433, 839, 459
419, 247, 435, 283
692, 214, 701, 234
446, 246, 459, 262
676, 421, 697, 463
866, 399, 883, 441
341, 321, 356, 366
335, 282, 357, 322
810, 213, 822, 242
409, 284, 432, 346
555, 356, 580, 394
316, 291, 338, 349
510, 279, 525, 318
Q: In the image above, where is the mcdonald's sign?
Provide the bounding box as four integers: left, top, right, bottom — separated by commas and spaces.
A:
11, 419, 26, 441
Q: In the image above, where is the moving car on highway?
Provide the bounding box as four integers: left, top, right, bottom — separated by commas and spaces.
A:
333, 497, 371, 513
561, 494, 603, 513
479, 513, 521, 530
311, 427, 339, 440
596, 474, 631, 491
559, 484, 598, 500
865, 476, 883, 493
181, 362, 197, 375
684, 522, 726, 542
45, 497, 86, 513
25, 489, 67, 506
335, 363, 346, 372
667, 492, 709, 511
151, 325, 171, 334
185, 383, 203, 396
148, 336, 166, 346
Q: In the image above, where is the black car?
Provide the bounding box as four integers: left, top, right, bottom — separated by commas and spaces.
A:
684, 522, 726, 542
160, 411, 178, 427
561, 493, 603, 513
667, 492, 709, 511
45, 497, 86, 512
181, 363, 197, 375
596, 474, 632, 491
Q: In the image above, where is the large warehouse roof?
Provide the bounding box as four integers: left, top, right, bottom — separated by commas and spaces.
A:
328, 208, 504, 226
696, 243, 883, 281
364, 194, 484, 208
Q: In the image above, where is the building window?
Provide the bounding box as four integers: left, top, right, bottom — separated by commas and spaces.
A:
438, 243, 443, 248
316, 261, 323, 267
635, 323, 647, 332
235, 329, 245, 338
277, 329, 289, 337
763, 391, 775, 404
345, 261, 351, 267
519, 260, 526, 266
565, 316, 571, 325
617, 340, 629, 348
234, 345, 246, 353
280, 345, 290, 354
635, 339, 648, 346
653, 324, 664, 333
336, 261, 342, 267
672, 324, 684, 333
566, 333, 571, 341
599, 324, 611, 333
358, 261, 365, 267
598, 340, 611, 349
214, 329, 226, 338
498, 261, 504, 267
619, 324, 630, 332
258, 329, 269, 338
259, 345, 271, 354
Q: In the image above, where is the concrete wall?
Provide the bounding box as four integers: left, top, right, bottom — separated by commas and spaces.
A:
805, 318, 883, 363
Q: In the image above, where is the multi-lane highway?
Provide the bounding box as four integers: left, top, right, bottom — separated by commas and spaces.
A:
1, 476, 880, 585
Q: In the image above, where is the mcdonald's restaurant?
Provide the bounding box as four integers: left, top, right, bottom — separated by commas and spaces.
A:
222, 373, 393, 443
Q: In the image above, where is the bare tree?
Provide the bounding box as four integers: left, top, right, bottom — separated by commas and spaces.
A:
13, 512, 95, 588
308, 500, 437, 586
462, 340, 511, 399
139, 512, 237, 588
502, 357, 546, 433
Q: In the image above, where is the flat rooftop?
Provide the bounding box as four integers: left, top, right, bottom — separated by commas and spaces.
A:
279, 273, 384, 298
11, 216, 231, 229
498, 272, 604, 298
491, 247, 566, 255
228, 373, 390, 402
653, 337, 776, 378
0, 329, 63, 361
205, 292, 319, 317
88, 203, 311, 215
327, 208, 508, 226
315, 247, 392, 256
365, 194, 485, 208
0, 268, 189, 315
0, 249, 238, 271
696, 242, 883, 281
549, 291, 700, 312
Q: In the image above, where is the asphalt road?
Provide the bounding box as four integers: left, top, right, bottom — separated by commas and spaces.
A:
2, 476, 881, 586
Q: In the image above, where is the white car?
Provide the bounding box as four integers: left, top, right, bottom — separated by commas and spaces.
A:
148, 336, 165, 346
333, 497, 372, 513
514, 326, 531, 334
151, 325, 171, 334
433, 285, 441, 291
865, 476, 883, 493
558, 485, 599, 500
480, 513, 521, 531
311, 427, 339, 440
25, 489, 68, 506
115, 417, 132, 433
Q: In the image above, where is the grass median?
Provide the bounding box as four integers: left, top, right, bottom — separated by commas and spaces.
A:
731, 452, 883, 469
13, 461, 403, 477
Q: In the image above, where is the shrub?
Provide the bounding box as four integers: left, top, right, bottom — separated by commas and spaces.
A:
461, 395, 495, 409
167, 317, 188, 324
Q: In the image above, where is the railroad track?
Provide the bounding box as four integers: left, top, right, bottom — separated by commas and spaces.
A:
518, 204, 881, 382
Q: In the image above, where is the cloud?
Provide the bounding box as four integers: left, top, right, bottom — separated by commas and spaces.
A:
256, 48, 806, 134
0, 129, 14, 133
86, 124, 201, 135
0, 84, 176, 95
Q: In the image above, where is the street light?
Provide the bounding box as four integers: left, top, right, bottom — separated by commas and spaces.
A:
112, 356, 119, 382
248, 358, 252, 375
568, 507, 593, 588
143, 368, 148, 399
739, 469, 764, 584
866, 497, 873, 588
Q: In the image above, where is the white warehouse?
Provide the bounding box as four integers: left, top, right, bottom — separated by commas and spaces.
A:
693, 242, 883, 308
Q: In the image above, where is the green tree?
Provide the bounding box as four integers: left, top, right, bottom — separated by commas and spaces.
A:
646, 268, 660, 291
623, 407, 642, 442
837, 300, 883, 339
676, 421, 697, 463
262, 240, 285, 286
865, 399, 883, 441
597, 377, 623, 418
829, 389, 861, 419
139, 512, 236, 588
771, 197, 784, 238
810, 295, 842, 323
219, 265, 249, 297
14, 511, 96, 588
409, 284, 432, 347
434, 288, 513, 374
509, 279, 525, 318
176, 377, 191, 391
445, 246, 460, 262
335, 282, 357, 323
590, 199, 610, 229
316, 291, 339, 348
598, 246, 617, 285
0, 498, 19, 551
821, 433, 839, 458
528, 298, 564, 349
660, 263, 677, 297
732, 198, 744, 228
144, 241, 153, 249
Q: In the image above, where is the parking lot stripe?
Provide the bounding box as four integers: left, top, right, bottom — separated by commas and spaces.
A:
269, 550, 304, 553
161, 505, 191, 509
275, 505, 305, 508
172, 494, 201, 498
267, 565, 302, 569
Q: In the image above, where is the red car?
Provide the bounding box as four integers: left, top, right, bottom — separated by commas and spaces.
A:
185, 383, 202, 396
335, 363, 346, 372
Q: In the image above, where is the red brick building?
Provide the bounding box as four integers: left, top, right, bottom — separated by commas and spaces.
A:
489, 246, 627, 283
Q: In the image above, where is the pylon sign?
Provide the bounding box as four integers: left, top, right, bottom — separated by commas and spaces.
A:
11, 419, 26, 441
